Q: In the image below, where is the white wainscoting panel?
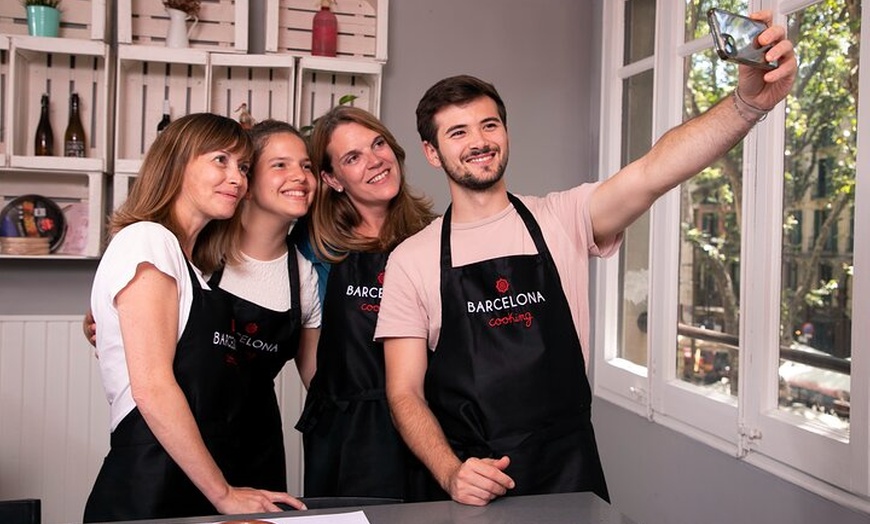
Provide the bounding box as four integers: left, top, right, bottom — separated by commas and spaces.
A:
0, 316, 109, 524
0, 315, 308, 524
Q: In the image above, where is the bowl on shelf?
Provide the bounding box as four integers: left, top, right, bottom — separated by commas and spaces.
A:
0, 194, 67, 254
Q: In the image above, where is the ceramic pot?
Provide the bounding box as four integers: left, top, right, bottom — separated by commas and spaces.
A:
165, 7, 198, 48
26, 5, 60, 38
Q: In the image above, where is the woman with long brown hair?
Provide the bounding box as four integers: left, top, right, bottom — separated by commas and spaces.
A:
84, 113, 303, 522
295, 106, 436, 500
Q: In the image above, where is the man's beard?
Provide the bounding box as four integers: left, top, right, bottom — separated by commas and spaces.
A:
440, 147, 508, 191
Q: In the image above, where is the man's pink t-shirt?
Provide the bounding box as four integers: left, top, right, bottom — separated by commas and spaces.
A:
375, 183, 621, 367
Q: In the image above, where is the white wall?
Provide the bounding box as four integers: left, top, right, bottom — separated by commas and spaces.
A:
380, 0, 598, 212
1, 1, 867, 523
594, 399, 869, 523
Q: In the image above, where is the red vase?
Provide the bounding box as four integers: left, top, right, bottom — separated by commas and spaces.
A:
312, 2, 337, 57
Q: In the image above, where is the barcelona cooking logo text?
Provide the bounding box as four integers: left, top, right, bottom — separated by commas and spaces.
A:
236, 321, 279, 353
347, 272, 383, 313
466, 277, 544, 328
214, 325, 239, 365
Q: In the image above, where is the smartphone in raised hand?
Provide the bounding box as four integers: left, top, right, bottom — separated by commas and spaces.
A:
707, 8, 778, 70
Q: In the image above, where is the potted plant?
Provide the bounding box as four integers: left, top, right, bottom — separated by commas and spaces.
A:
163, 0, 200, 17
24, 0, 61, 38
162, 0, 201, 48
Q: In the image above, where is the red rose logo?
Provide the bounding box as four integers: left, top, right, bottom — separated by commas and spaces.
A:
495, 278, 510, 294
245, 323, 258, 335
377, 271, 385, 285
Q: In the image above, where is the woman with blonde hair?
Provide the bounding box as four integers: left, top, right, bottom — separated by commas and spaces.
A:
295, 106, 436, 500
84, 113, 303, 522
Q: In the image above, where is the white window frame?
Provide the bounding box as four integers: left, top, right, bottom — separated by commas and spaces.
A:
594, 0, 870, 510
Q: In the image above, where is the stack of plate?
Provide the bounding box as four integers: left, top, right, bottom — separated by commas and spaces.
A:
0, 236, 51, 255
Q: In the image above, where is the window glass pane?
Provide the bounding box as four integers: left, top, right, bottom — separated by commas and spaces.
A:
621, 71, 654, 166
779, 1, 858, 434
685, 0, 749, 42
624, 0, 657, 63
677, 47, 740, 397
619, 70, 654, 366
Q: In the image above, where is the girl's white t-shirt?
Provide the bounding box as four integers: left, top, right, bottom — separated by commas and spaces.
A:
219, 248, 322, 328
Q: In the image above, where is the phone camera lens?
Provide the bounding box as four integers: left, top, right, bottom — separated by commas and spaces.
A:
723, 34, 736, 56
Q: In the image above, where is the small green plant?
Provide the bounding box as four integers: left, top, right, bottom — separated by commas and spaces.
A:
301, 94, 358, 137
23, 0, 60, 7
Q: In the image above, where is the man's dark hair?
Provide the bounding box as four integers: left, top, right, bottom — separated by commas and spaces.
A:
415, 75, 507, 148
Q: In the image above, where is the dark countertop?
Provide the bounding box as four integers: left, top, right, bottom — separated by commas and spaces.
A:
100, 492, 636, 524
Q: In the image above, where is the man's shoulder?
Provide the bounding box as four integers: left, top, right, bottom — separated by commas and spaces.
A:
514, 183, 599, 209
391, 216, 444, 261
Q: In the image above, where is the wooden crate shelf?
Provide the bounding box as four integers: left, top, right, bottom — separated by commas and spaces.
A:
295, 56, 381, 128
119, 0, 247, 53
0, 0, 107, 42
209, 53, 295, 126
0, 168, 105, 258
0, 34, 9, 166
7, 36, 110, 173
115, 44, 209, 174
111, 172, 137, 211
266, 0, 388, 61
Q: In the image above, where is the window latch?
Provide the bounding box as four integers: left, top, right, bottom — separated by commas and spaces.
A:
738, 424, 762, 457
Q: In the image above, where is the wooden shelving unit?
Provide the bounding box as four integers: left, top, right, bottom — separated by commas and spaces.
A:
1, 0, 388, 257
0, 1, 110, 259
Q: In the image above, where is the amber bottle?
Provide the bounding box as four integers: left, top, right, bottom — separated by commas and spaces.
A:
64, 92, 86, 157
34, 93, 54, 156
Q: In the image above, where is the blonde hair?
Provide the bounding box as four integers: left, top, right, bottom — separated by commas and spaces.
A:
109, 112, 253, 273
308, 106, 436, 262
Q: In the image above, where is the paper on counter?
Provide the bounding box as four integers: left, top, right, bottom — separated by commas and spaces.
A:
208, 510, 371, 524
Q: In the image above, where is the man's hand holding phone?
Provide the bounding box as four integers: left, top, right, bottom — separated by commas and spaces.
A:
709, 9, 796, 119
708, 8, 780, 70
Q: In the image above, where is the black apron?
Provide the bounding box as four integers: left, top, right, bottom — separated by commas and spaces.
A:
296, 251, 406, 499
412, 194, 608, 502
208, 237, 303, 491
84, 259, 248, 522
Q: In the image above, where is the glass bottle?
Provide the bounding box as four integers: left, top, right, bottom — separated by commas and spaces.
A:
311, 0, 337, 57
64, 92, 86, 158
157, 99, 171, 135
34, 93, 54, 156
